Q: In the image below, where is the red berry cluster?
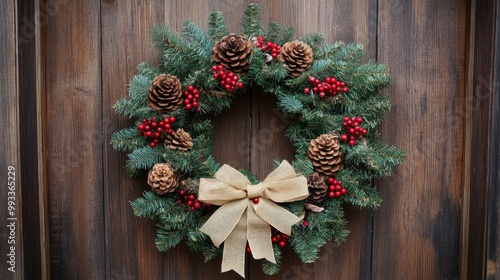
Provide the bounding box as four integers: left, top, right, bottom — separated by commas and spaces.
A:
255, 36, 281, 59
341, 116, 367, 146
304, 76, 349, 99
137, 116, 176, 148
183, 85, 201, 112
176, 189, 211, 212
271, 227, 289, 248
327, 177, 347, 198
211, 65, 244, 92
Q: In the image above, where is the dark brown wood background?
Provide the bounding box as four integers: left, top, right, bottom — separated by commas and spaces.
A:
2, 0, 500, 279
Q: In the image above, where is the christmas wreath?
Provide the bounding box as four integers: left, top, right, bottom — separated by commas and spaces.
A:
111, 3, 405, 278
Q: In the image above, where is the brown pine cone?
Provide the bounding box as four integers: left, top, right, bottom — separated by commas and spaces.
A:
147, 74, 183, 113
164, 128, 193, 152
147, 163, 179, 195
212, 34, 253, 74
307, 134, 344, 176
306, 172, 328, 204
278, 40, 313, 78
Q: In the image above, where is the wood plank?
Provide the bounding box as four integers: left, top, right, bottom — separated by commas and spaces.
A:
18, 0, 46, 279
101, 1, 248, 279
0, 1, 23, 279
374, 0, 466, 279
247, 1, 376, 279
43, 0, 105, 278
486, 4, 500, 276
466, 0, 500, 279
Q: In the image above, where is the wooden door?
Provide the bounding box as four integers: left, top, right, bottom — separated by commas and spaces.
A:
4, 0, 500, 279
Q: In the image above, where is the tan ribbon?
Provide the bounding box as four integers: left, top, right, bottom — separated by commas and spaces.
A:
198, 160, 308, 278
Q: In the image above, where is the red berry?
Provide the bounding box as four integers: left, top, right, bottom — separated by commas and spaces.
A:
253, 197, 259, 204
319, 92, 326, 98
189, 194, 195, 200
329, 185, 335, 191
138, 124, 145, 131
329, 192, 335, 198
212, 65, 218, 71
349, 140, 356, 146
149, 142, 156, 148
302, 220, 309, 227
145, 131, 152, 137
341, 134, 348, 141
304, 87, 310, 94
308, 76, 316, 84
179, 189, 185, 195
272, 237, 278, 243
335, 191, 342, 197
343, 87, 349, 92
185, 104, 192, 110
194, 201, 201, 209
279, 241, 286, 248
187, 85, 194, 91
341, 188, 347, 195
357, 117, 363, 123
192, 101, 198, 107
237, 82, 244, 89
169, 116, 176, 123
217, 65, 223, 70
327, 177, 334, 184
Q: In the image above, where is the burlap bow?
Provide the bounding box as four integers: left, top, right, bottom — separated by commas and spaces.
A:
198, 160, 308, 278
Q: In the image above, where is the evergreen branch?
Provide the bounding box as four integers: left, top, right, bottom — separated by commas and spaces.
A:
151, 24, 187, 54
241, 3, 263, 37
265, 22, 295, 45
136, 62, 161, 80
125, 146, 165, 175
111, 127, 148, 152
181, 20, 213, 54
299, 33, 325, 57
208, 11, 229, 41
262, 245, 282, 275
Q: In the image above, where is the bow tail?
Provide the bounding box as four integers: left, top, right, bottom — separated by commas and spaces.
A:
247, 200, 275, 263
254, 198, 301, 235
221, 209, 248, 278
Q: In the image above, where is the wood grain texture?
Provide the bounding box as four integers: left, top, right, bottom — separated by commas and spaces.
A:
43, 0, 105, 279
468, 0, 500, 279
486, 4, 500, 277
41, 0, 474, 279
18, 0, 44, 278
0, 1, 23, 279
244, 1, 378, 279
374, 0, 466, 279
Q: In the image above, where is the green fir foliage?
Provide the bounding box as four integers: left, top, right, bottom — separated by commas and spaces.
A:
112, 3, 405, 276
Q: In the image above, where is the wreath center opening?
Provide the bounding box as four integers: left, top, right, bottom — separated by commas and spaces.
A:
212, 87, 293, 180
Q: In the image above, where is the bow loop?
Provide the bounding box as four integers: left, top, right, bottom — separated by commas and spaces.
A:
198, 161, 308, 278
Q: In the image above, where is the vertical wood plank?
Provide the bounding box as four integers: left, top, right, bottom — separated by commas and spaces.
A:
18, 0, 46, 278
102, 1, 246, 279
247, 1, 377, 279
43, 0, 105, 278
374, 0, 466, 279
466, 0, 500, 279
0, 1, 23, 279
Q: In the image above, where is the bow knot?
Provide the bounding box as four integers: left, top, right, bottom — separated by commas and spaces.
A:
247, 183, 265, 198
198, 160, 308, 278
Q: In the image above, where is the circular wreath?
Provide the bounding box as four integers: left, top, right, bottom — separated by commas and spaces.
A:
112, 3, 405, 277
